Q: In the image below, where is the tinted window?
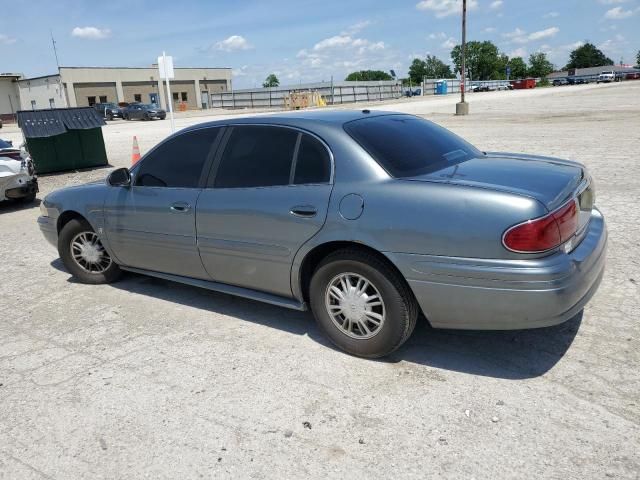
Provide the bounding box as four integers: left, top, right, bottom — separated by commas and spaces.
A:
215, 126, 298, 188
344, 115, 482, 178
135, 128, 219, 188
293, 135, 331, 184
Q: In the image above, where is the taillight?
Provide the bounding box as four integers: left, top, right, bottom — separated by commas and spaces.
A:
503, 199, 579, 253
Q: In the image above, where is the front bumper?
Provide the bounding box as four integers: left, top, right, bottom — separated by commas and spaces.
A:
38, 215, 58, 248
389, 208, 607, 330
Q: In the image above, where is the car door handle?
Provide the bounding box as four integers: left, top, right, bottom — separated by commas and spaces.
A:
170, 202, 191, 213
290, 205, 317, 218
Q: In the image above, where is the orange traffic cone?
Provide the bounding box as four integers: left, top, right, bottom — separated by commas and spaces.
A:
131, 136, 141, 165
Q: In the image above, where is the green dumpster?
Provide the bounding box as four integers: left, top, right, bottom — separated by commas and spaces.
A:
16, 107, 108, 174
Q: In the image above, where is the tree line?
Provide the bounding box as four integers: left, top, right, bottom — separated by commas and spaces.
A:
345, 41, 630, 84
261, 44, 638, 88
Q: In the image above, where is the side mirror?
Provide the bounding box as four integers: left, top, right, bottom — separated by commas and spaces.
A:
107, 167, 131, 187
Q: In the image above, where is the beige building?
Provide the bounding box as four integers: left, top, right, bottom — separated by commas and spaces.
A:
18, 66, 232, 111
0, 74, 22, 120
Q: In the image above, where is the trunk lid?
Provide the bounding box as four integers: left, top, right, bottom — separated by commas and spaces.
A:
404, 152, 585, 211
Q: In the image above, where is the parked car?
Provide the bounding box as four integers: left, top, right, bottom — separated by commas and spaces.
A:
597, 71, 615, 83
93, 102, 123, 121
404, 88, 421, 97
1, 138, 38, 203
553, 78, 568, 86
625, 72, 640, 80
37, 111, 607, 358
123, 103, 166, 121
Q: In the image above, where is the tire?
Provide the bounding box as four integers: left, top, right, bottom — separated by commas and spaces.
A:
58, 218, 122, 284
143, 113, 150, 121
309, 249, 419, 358
107, 113, 113, 121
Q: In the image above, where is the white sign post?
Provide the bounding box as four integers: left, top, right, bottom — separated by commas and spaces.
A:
158, 52, 175, 133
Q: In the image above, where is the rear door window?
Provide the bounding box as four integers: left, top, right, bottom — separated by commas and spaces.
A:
135, 128, 220, 188
293, 134, 331, 184
214, 126, 298, 188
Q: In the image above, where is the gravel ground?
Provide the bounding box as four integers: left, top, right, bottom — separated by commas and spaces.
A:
1, 82, 639, 479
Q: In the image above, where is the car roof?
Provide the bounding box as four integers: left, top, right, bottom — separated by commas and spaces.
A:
182, 109, 403, 132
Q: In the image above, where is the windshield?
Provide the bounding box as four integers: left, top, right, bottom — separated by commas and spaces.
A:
0, 139, 14, 149
344, 114, 482, 178
141, 104, 158, 109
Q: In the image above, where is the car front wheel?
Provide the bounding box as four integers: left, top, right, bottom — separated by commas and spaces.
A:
58, 218, 122, 284
309, 249, 418, 358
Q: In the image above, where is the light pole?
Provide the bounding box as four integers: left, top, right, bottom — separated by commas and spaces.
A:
456, 0, 469, 115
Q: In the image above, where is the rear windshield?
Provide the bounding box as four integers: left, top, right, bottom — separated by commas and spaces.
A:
344, 114, 482, 178
0, 139, 13, 149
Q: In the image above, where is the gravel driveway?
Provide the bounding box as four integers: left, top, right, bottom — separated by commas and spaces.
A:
1, 82, 638, 479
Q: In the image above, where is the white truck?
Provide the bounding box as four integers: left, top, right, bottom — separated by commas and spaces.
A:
597, 71, 615, 83
0, 138, 38, 203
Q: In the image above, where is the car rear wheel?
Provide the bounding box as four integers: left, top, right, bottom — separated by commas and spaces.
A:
58, 218, 122, 284
309, 249, 418, 358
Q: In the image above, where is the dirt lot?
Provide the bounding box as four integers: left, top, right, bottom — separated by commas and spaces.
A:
1, 82, 639, 479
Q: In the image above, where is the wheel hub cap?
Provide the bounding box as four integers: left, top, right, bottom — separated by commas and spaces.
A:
325, 273, 385, 340
71, 231, 112, 274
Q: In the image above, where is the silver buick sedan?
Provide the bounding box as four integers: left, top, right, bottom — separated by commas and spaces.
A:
38, 110, 607, 358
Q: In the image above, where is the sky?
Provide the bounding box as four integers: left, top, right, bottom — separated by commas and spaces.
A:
0, 0, 638, 88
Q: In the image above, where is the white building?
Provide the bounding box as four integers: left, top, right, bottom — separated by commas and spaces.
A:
0, 73, 22, 119
18, 66, 233, 111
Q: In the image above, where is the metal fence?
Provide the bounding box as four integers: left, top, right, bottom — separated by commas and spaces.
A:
208, 81, 402, 109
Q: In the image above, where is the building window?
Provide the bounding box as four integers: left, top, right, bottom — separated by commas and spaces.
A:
87, 96, 96, 106
172, 92, 179, 101
31, 100, 37, 110
99, 95, 107, 103
181, 92, 188, 102
134, 94, 142, 102
49, 98, 55, 109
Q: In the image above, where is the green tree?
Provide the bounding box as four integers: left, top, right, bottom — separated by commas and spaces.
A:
636, 49, 640, 67
345, 70, 393, 81
508, 57, 528, 79
262, 74, 280, 88
451, 41, 501, 80
424, 55, 454, 78
408, 58, 427, 84
528, 52, 554, 78
565, 43, 613, 69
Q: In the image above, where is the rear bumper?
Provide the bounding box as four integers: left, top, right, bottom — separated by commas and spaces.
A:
38, 215, 58, 248
4, 178, 38, 199
389, 208, 607, 330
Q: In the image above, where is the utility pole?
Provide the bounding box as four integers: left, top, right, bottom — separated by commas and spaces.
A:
456, 0, 469, 115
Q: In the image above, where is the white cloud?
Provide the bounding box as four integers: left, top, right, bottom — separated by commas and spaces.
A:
71, 26, 111, 40
502, 27, 526, 39
416, 0, 478, 18
528, 27, 560, 41
604, 6, 635, 19
214, 35, 252, 52
543, 11, 560, 18
598, 0, 630, 4
341, 20, 371, 36
509, 47, 527, 58
482, 27, 496, 33
428, 32, 448, 40
0, 33, 16, 44
490, 0, 503, 9
441, 37, 457, 49
313, 35, 353, 50
503, 26, 559, 44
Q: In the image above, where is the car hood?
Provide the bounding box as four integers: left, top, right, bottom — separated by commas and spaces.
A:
403, 152, 585, 211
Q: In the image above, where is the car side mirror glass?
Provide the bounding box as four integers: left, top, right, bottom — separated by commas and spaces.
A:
107, 167, 131, 187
